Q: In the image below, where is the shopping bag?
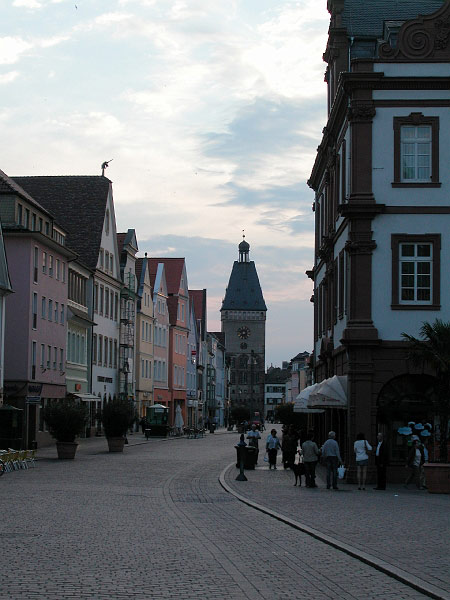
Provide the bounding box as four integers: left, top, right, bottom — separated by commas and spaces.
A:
263, 453, 269, 462
337, 465, 346, 479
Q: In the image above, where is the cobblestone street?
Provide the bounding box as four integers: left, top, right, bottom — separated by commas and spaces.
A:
2, 431, 448, 600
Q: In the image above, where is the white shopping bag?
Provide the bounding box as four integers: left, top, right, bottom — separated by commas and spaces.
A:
337, 465, 346, 479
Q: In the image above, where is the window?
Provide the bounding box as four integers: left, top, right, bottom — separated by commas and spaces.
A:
49, 255, 54, 277
53, 346, 57, 370
105, 251, 109, 272
59, 349, 64, 372
48, 299, 53, 322
38, 217, 43, 232
114, 293, 118, 321
98, 335, 103, 364
40, 344, 45, 368
56, 259, 60, 280
60, 304, 64, 324
104, 336, 108, 366
93, 334, 97, 364
94, 283, 98, 313
393, 114, 440, 187
17, 203, 23, 225
62, 262, 66, 283
31, 341, 36, 380
105, 288, 109, 318
110, 254, 113, 275
105, 209, 110, 235
33, 247, 38, 283
42, 252, 47, 274
32, 292, 38, 329
47, 345, 51, 369
54, 301, 59, 323
25, 208, 30, 229
99, 248, 104, 269
391, 234, 441, 309
45, 221, 50, 235
109, 339, 112, 368
100, 286, 104, 315
114, 340, 118, 368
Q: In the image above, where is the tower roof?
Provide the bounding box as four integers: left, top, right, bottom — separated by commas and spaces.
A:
221, 259, 266, 311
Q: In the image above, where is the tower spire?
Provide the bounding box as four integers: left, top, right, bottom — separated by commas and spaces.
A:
238, 232, 250, 263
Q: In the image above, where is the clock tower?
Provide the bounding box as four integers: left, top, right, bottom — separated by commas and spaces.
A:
221, 238, 267, 416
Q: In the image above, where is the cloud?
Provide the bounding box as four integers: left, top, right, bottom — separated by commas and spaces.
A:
0, 71, 19, 84
13, 0, 42, 8
0, 36, 32, 65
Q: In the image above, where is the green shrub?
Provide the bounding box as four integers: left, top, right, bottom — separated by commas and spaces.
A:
43, 400, 88, 443
101, 398, 134, 437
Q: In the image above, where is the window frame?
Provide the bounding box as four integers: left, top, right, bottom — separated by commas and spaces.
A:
391, 234, 441, 310
393, 113, 440, 188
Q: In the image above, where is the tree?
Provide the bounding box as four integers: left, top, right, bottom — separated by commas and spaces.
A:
402, 319, 450, 463
275, 403, 304, 428
230, 405, 251, 424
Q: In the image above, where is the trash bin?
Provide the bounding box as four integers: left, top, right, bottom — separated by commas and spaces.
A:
144, 428, 151, 440
209, 423, 216, 433
235, 445, 257, 470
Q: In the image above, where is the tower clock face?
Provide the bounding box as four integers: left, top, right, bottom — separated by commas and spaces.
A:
237, 326, 250, 339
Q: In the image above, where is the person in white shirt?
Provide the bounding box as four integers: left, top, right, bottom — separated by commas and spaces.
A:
246, 424, 261, 465
354, 432, 372, 490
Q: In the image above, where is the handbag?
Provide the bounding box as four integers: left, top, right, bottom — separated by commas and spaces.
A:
337, 465, 346, 479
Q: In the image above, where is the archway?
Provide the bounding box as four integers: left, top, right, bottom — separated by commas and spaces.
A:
377, 374, 436, 463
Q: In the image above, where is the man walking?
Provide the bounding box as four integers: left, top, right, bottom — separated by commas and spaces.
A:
374, 432, 389, 490
321, 431, 342, 490
302, 431, 320, 488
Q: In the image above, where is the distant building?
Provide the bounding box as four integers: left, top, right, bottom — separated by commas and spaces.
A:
148, 261, 170, 410
135, 255, 155, 418
221, 238, 267, 416
264, 366, 289, 421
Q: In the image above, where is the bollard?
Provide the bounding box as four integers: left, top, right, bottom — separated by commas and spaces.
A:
235, 445, 248, 481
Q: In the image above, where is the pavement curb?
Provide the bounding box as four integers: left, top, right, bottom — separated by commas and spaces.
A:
219, 462, 450, 600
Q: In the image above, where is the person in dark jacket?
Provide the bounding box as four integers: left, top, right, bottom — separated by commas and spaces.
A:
373, 432, 389, 490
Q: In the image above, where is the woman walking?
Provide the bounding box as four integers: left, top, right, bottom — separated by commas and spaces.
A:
266, 429, 282, 470
354, 432, 372, 490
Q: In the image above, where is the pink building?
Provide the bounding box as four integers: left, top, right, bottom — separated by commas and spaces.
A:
0, 169, 75, 448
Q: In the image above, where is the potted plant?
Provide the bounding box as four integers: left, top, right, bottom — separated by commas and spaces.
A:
43, 400, 88, 459
101, 398, 135, 452
402, 319, 450, 493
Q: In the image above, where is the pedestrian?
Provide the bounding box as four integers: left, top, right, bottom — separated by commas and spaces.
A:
354, 432, 372, 490
321, 431, 343, 490
260, 416, 265, 431
301, 431, 320, 488
282, 425, 298, 469
139, 417, 147, 434
374, 432, 389, 490
405, 438, 425, 489
420, 439, 428, 489
266, 429, 281, 470
247, 424, 261, 465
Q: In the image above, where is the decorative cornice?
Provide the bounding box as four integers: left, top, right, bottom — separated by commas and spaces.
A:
379, 1, 450, 61
345, 239, 377, 256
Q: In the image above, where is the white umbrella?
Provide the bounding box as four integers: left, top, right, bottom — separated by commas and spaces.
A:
294, 384, 324, 413
308, 375, 347, 409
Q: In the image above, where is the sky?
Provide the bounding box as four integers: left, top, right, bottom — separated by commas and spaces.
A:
1, 0, 330, 367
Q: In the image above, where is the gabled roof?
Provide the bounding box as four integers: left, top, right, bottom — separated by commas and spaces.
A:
221, 260, 266, 311
211, 331, 225, 347
167, 296, 179, 325
189, 289, 207, 341
0, 169, 52, 217
13, 176, 111, 270
149, 258, 185, 295
340, 0, 444, 38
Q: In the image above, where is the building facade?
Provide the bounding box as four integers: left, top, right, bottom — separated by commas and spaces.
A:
135, 255, 155, 419
221, 239, 266, 416
149, 261, 170, 410
308, 0, 450, 471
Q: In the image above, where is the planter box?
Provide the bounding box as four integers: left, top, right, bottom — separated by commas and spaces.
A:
56, 441, 78, 460
424, 463, 450, 494
107, 437, 125, 453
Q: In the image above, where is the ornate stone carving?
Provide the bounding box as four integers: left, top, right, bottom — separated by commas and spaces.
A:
345, 239, 377, 256
348, 101, 376, 122
379, 2, 450, 60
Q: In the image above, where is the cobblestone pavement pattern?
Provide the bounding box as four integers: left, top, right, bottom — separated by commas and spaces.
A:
1, 431, 446, 600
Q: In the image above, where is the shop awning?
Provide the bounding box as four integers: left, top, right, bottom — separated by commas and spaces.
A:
307, 375, 347, 409
73, 393, 100, 402
294, 384, 324, 413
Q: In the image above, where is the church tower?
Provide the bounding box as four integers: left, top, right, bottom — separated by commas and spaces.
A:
221, 238, 267, 416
